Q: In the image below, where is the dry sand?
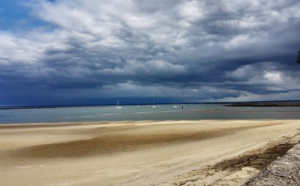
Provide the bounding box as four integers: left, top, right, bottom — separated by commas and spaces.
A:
0, 120, 300, 186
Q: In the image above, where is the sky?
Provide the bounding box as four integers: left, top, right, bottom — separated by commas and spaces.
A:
0, 0, 300, 106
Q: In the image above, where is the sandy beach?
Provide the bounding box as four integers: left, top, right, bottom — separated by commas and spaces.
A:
0, 120, 300, 186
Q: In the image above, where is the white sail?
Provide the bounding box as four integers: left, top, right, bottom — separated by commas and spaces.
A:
116, 99, 122, 109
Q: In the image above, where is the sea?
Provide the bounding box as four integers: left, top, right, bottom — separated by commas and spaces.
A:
1, 104, 300, 124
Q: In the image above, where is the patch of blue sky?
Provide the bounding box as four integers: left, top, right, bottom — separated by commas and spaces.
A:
0, 0, 51, 32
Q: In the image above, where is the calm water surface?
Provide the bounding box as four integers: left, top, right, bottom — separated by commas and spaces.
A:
1, 104, 300, 124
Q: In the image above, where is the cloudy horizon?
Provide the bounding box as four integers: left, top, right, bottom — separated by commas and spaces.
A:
1, 0, 300, 106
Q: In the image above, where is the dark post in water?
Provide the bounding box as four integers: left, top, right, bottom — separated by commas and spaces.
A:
298, 50, 300, 64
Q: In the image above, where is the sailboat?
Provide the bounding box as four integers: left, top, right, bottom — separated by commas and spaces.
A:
152, 100, 156, 108
116, 99, 122, 109
173, 100, 178, 108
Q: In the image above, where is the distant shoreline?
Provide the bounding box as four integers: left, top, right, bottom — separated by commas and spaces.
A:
2, 101, 300, 110
226, 101, 300, 107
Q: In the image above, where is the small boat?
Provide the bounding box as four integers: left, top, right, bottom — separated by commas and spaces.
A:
116, 99, 122, 109
173, 100, 178, 108
152, 100, 156, 108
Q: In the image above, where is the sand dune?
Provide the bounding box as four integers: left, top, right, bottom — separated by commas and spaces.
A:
0, 120, 300, 185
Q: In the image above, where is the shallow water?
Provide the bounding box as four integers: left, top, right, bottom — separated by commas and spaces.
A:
1, 104, 300, 124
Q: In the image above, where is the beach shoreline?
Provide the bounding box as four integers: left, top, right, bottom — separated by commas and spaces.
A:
0, 120, 299, 185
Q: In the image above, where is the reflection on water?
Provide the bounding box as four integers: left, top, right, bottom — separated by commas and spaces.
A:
1, 104, 300, 124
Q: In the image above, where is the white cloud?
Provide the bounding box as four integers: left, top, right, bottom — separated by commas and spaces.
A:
227, 62, 300, 92
177, 1, 205, 23
0, 32, 41, 64
263, 71, 283, 84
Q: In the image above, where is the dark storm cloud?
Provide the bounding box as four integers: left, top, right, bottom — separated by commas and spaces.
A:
1, 0, 300, 105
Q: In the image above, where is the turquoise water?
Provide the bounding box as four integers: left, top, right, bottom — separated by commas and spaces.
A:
1, 104, 300, 124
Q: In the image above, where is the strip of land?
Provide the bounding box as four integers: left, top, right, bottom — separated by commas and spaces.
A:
225, 101, 300, 107
0, 120, 299, 186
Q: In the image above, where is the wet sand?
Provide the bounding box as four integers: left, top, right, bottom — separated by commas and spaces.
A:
0, 120, 300, 185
